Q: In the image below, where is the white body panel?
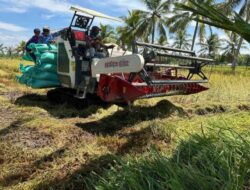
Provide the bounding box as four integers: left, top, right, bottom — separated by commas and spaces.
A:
105, 44, 132, 57
91, 54, 145, 76
56, 36, 76, 88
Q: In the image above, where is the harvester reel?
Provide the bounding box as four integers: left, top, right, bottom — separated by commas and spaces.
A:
187, 61, 209, 80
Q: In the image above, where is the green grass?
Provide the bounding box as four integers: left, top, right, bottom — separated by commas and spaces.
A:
0, 58, 249, 190
83, 124, 250, 190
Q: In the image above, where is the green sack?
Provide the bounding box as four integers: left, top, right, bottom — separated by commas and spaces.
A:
16, 75, 28, 85
40, 52, 57, 65
22, 53, 34, 62
27, 43, 57, 53
20, 64, 34, 74
18, 43, 60, 89
17, 74, 60, 89
37, 63, 57, 72
31, 71, 59, 81
27, 79, 60, 89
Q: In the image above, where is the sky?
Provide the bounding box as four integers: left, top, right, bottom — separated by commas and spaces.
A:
0, 0, 145, 46
0, 0, 249, 54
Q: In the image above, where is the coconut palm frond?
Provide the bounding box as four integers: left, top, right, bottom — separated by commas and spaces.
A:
177, 0, 250, 43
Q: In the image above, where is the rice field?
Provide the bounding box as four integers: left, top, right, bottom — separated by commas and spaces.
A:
0, 58, 249, 190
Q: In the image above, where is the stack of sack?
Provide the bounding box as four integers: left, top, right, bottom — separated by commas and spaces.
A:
17, 43, 61, 88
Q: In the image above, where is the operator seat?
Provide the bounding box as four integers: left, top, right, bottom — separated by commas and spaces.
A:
67, 28, 90, 57
73, 30, 87, 42
68, 29, 87, 46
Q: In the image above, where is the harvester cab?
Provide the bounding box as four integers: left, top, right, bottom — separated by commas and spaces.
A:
55, 6, 145, 102
55, 6, 119, 98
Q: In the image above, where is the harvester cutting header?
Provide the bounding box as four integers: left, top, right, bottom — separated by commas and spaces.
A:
18, 5, 214, 106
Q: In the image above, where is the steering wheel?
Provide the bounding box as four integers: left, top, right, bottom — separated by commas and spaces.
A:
99, 47, 110, 58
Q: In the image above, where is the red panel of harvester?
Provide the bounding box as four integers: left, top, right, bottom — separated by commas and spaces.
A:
97, 74, 208, 103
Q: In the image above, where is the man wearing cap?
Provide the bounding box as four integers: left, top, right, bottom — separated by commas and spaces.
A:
89, 26, 114, 58
39, 26, 57, 44
25, 28, 41, 61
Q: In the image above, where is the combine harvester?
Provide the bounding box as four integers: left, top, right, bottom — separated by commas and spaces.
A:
18, 6, 214, 106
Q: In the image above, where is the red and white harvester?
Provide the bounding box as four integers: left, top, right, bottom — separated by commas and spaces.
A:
48, 6, 214, 105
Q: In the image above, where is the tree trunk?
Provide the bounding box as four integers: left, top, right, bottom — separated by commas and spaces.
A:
232, 0, 250, 71
152, 21, 155, 44
191, 20, 199, 51
231, 38, 243, 71
209, 26, 213, 35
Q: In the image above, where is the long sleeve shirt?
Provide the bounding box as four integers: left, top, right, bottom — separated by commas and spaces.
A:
39, 32, 60, 44
25, 35, 40, 51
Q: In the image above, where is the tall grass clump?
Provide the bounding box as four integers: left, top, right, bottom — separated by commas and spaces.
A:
170, 66, 250, 106
84, 126, 250, 190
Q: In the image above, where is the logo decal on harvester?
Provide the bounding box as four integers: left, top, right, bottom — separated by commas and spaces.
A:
105, 60, 129, 68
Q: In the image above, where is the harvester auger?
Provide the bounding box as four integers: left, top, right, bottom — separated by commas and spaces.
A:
20, 6, 214, 106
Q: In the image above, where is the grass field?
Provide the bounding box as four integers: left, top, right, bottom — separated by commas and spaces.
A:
0, 58, 250, 190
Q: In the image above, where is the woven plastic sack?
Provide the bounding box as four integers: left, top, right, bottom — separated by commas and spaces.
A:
27, 78, 60, 89
17, 43, 60, 89
19, 64, 34, 74
39, 52, 57, 65
31, 70, 59, 81
27, 43, 57, 53
37, 63, 57, 72
16, 75, 29, 85
22, 53, 34, 62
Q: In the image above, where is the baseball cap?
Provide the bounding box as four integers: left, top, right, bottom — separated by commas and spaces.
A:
34, 28, 41, 33
43, 26, 50, 31
91, 26, 101, 31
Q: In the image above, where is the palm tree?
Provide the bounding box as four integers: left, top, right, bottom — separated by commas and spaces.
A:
198, 33, 221, 58
178, 0, 250, 43
99, 24, 117, 44
172, 30, 191, 50
16, 41, 26, 56
116, 10, 141, 49
133, 0, 172, 44
178, 0, 250, 70
222, 32, 239, 59
221, 32, 248, 63
157, 34, 168, 45
167, 0, 216, 51
228, 0, 250, 70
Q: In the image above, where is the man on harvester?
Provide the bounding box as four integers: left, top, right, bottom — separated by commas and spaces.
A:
89, 26, 114, 58
39, 26, 56, 44
25, 28, 41, 61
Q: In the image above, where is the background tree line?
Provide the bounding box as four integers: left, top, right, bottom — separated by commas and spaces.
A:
0, 41, 26, 58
